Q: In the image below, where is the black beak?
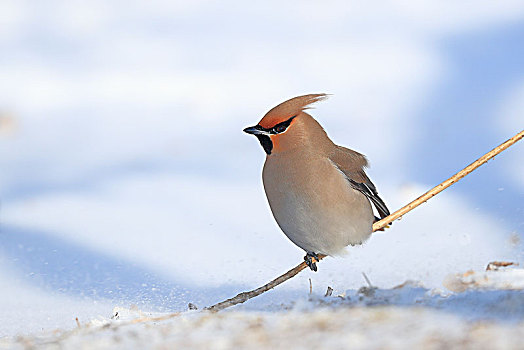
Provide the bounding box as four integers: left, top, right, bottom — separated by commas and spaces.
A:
243, 124, 273, 155
243, 125, 269, 136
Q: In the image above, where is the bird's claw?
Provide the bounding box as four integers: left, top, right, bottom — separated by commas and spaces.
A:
304, 252, 319, 272
374, 216, 392, 231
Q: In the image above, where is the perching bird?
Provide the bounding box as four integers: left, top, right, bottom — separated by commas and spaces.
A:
244, 94, 390, 271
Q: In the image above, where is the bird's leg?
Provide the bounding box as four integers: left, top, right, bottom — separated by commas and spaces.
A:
304, 251, 319, 272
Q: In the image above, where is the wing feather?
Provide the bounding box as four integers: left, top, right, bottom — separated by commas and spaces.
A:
329, 146, 390, 220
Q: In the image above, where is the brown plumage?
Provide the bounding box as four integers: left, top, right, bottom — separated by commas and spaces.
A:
259, 94, 328, 129
244, 94, 389, 271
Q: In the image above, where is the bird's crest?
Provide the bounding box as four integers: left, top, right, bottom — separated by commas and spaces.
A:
259, 93, 328, 129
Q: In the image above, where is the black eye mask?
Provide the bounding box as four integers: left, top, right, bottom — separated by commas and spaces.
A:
244, 116, 296, 155
268, 116, 296, 135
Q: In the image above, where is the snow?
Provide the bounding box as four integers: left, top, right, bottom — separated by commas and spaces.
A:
2, 268, 524, 349
1, 0, 524, 347
4, 309, 522, 349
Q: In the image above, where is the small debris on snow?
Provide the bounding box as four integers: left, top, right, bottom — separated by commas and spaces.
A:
486, 261, 518, 271
2, 266, 524, 349
444, 267, 524, 292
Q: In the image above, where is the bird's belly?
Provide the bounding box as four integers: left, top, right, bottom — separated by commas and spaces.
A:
263, 157, 373, 255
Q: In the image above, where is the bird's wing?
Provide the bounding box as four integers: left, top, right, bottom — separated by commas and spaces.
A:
329, 146, 390, 220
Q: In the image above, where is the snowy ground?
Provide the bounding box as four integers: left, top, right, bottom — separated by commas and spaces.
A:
2, 267, 524, 349
1, 0, 524, 347
5, 308, 524, 350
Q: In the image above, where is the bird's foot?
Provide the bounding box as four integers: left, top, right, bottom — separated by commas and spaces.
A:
304, 252, 319, 272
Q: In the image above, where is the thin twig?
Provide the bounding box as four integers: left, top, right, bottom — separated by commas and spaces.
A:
362, 272, 374, 289
205, 255, 326, 312
372, 129, 524, 231
205, 130, 523, 312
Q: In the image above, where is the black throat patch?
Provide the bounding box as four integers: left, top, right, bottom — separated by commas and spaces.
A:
255, 134, 273, 155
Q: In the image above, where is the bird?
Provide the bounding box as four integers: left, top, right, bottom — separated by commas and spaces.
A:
243, 94, 390, 271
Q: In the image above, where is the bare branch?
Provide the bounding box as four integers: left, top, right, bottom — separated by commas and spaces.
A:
205, 129, 524, 312
372, 129, 524, 231
205, 255, 326, 312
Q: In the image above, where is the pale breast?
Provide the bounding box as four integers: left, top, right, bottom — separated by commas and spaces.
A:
262, 153, 374, 255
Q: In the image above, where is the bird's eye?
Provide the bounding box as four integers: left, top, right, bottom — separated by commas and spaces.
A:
274, 125, 286, 133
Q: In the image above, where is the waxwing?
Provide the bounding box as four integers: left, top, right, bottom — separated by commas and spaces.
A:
244, 94, 390, 271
